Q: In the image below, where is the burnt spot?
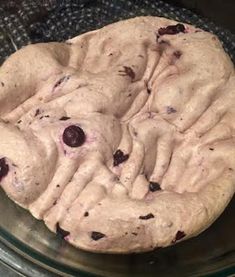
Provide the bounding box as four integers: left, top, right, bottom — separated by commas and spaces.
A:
44, 115, 50, 118
17, 120, 22, 124
229, 168, 233, 171
173, 51, 182, 59
63, 125, 86, 148
84, 212, 89, 217
53, 75, 70, 90
149, 182, 161, 192
34, 109, 40, 117
209, 148, 214, 151
0, 158, 9, 182
158, 24, 185, 36
113, 149, 129, 166
56, 184, 60, 188
1, 82, 4, 87
132, 232, 138, 236
139, 213, 155, 220
56, 223, 70, 239
118, 66, 135, 81
60, 116, 71, 121
108, 53, 113, 56
172, 230, 186, 243
53, 200, 57, 206
147, 87, 151, 94
166, 106, 177, 114
91, 231, 106, 241
128, 94, 132, 97
35, 182, 40, 186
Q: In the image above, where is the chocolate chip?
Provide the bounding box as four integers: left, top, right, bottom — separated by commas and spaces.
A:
166, 106, 177, 114
113, 149, 129, 166
139, 213, 155, 220
63, 125, 86, 147
172, 230, 186, 243
53, 75, 70, 90
0, 158, 9, 182
158, 24, 185, 36
91, 231, 106, 241
209, 148, 214, 151
56, 223, 70, 239
173, 51, 182, 59
149, 182, 161, 192
84, 212, 89, 217
35, 109, 41, 117
60, 116, 70, 121
118, 66, 135, 81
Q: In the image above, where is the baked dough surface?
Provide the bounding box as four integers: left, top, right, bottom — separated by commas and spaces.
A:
0, 16, 234, 253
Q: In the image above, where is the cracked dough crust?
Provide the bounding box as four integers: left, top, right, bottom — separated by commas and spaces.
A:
0, 16, 234, 253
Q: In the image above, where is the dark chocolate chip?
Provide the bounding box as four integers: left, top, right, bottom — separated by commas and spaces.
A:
173, 230, 186, 243
209, 148, 214, 151
53, 76, 70, 90
173, 51, 182, 59
0, 158, 9, 182
91, 231, 106, 241
84, 212, 89, 217
118, 66, 135, 81
60, 116, 70, 121
158, 24, 185, 36
113, 149, 129, 166
166, 106, 177, 114
56, 223, 70, 239
139, 213, 155, 220
63, 125, 86, 147
35, 109, 40, 117
149, 182, 161, 192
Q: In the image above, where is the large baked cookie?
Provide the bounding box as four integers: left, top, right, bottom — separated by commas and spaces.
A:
0, 16, 234, 253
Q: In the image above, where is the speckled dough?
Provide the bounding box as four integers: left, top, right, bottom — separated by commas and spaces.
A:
0, 16, 234, 253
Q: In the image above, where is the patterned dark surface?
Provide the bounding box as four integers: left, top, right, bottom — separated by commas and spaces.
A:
0, 0, 234, 65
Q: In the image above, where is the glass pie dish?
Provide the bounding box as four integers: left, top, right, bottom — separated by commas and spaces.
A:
0, 1, 234, 276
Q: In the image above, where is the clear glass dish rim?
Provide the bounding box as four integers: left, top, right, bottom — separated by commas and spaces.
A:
0, 224, 235, 277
